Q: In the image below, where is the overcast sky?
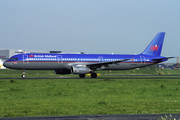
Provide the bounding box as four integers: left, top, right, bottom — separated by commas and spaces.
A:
1, 0, 180, 62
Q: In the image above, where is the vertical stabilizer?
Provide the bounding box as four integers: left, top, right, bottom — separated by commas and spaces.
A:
141, 32, 165, 56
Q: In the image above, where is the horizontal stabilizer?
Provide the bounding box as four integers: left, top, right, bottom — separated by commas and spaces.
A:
152, 57, 175, 62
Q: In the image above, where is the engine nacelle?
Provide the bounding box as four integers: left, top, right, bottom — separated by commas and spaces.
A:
71, 66, 90, 74
54, 69, 71, 74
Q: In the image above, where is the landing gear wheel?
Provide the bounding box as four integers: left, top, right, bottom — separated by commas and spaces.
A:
91, 73, 97, 78
79, 74, 85, 78
21, 74, 25, 78
22, 70, 26, 78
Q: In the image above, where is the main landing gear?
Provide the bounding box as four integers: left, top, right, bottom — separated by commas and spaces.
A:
21, 70, 26, 78
91, 73, 97, 78
79, 74, 86, 78
79, 73, 97, 78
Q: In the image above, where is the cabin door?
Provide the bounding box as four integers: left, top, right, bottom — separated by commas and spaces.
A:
98, 56, 103, 62
23, 55, 29, 64
140, 56, 146, 64
58, 55, 63, 63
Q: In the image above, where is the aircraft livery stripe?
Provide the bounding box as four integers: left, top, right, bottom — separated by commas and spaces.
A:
5, 61, 155, 64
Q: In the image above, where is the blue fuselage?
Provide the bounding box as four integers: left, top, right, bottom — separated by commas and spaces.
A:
3, 32, 172, 78
3, 53, 167, 70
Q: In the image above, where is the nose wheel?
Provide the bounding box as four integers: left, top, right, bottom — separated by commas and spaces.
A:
21, 70, 26, 78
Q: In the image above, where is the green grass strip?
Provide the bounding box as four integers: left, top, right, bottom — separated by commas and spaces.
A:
1, 78, 180, 117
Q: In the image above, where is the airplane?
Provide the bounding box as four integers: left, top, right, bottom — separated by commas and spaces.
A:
3, 32, 174, 78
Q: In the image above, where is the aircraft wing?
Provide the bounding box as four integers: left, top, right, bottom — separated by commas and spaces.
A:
86, 58, 134, 70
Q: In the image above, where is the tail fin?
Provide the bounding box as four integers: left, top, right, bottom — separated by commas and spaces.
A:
141, 32, 165, 56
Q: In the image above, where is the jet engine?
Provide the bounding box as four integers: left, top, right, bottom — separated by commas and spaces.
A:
54, 69, 71, 74
71, 66, 90, 74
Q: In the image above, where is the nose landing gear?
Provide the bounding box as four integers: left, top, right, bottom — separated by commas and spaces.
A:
21, 70, 26, 78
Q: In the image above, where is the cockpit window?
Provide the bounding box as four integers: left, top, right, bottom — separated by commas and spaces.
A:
10, 57, 18, 60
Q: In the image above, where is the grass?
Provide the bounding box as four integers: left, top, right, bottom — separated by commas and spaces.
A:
0, 69, 180, 118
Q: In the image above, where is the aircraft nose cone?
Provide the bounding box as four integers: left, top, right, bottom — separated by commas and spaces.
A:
3, 61, 10, 68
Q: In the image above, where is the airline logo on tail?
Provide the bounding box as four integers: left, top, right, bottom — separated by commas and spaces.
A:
150, 45, 158, 51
